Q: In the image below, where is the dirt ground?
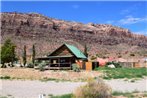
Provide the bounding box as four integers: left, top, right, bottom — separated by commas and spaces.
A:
0, 68, 102, 81
0, 68, 147, 98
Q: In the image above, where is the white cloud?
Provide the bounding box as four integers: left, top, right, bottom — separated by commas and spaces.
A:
105, 15, 147, 36
134, 31, 147, 36
118, 16, 147, 25
105, 16, 147, 25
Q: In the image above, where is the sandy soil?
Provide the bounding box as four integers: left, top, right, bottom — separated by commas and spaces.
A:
0, 68, 102, 81
0, 78, 147, 98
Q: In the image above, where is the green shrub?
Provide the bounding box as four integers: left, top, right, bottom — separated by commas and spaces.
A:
112, 91, 135, 98
38, 61, 46, 71
27, 62, 34, 68
51, 94, 73, 98
0, 76, 11, 79
0, 96, 8, 98
72, 63, 80, 72
34, 60, 39, 66
73, 79, 112, 98
91, 56, 97, 60
0, 64, 7, 68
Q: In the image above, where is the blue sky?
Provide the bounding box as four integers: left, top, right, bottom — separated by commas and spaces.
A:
1, 1, 147, 35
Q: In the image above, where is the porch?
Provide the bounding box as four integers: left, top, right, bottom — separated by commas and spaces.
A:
36, 55, 75, 70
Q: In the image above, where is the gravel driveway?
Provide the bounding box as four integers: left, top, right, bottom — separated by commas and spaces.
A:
0, 78, 147, 98
105, 78, 147, 92
0, 80, 85, 98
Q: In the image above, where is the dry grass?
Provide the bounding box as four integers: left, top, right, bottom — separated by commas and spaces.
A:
0, 68, 42, 80
0, 68, 101, 81
113, 91, 147, 98
50, 91, 147, 98
73, 79, 112, 98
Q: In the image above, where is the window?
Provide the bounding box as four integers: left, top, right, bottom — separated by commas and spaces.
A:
60, 58, 70, 63
53, 60, 57, 64
51, 59, 58, 64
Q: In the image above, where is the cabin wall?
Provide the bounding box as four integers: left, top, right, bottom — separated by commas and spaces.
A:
51, 46, 73, 56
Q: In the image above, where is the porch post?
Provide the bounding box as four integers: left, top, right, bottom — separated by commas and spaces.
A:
58, 58, 60, 69
70, 57, 72, 70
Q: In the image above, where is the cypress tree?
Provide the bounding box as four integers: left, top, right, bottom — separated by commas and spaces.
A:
11, 45, 16, 66
32, 44, 35, 64
23, 45, 26, 67
84, 44, 88, 58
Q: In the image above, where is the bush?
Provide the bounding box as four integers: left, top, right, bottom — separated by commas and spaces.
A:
72, 63, 80, 72
73, 79, 112, 98
38, 61, 46, 71
91, 56, 97, 60
27, 62, 34, 68
130, 53, 135, 56
0, 76, 11, 79
0, 64, 7, 68
51, 94, 73, 98
34, 60, 39, 66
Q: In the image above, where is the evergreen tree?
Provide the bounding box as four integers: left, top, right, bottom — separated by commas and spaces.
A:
32, 44, 35, 64
23, 45, 27, 66
1, 39, 17, 65
84, 44, 88, 58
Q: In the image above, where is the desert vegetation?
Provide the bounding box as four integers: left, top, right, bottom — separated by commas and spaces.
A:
50, 94, 72, 98
0, 95, 14, 98
112, 91, 147, 98
50, 91, 147, 98
73, 79, 112, 98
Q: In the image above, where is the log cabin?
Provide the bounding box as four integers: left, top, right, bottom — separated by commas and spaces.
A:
36, 44, 87, 69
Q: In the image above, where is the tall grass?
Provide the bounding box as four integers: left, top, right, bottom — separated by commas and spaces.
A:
95, 67, 147, 79
50, 94, 72, 98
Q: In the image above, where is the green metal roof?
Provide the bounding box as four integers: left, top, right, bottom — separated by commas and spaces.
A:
64, 44, 87, 59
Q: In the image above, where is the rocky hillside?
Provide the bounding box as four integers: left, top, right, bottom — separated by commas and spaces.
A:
1, 12, 147, 59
